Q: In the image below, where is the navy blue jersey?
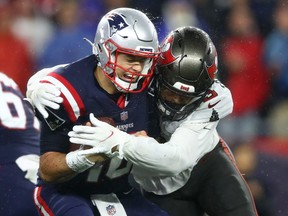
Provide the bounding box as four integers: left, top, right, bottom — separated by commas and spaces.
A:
0, 75, 40, 163
37, 55, 150, 195
0, 72, 40, 216
146, 78, 162, 139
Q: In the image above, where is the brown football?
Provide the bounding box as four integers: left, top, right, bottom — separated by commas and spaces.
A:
97, 116, 116, 127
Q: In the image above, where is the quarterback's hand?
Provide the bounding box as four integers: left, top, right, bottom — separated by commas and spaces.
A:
26, 82, 63, 118
68, 113, 133, 157
66, 146, 108, 173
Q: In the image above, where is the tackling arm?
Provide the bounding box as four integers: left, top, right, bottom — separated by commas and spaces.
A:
68, 114, 219, 176
120, 122, 219, 176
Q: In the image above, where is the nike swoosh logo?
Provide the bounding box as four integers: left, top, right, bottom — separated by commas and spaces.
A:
208, 100, 220, 108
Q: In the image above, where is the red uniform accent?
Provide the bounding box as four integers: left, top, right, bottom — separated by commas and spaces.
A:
117, 94, 126, 109
159, 35, 177, 65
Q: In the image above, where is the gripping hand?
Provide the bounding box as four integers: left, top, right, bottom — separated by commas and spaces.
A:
26, 82, 63, 118
68, 113, 133, 157
66, 146, 109, 173
25, 65, 66, 118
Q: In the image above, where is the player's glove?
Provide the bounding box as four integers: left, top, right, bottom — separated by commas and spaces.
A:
66, 146, 108, 173
68, 113, 134, 157
26, 82, 63, 118
25, 64, 67, 118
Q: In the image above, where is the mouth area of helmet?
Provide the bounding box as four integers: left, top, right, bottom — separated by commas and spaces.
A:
160, 85, 195, 107
162, 99, 186, 111
121, 72, 140, 83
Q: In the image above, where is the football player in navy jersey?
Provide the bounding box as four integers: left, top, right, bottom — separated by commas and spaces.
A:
0, 72, 40, 216
26, 26, 259, 215
66, 27, 259, 216
25, 7, 168, 216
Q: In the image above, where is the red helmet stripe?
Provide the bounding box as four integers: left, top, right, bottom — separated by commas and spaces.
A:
207, 62, 217, 79
159, 35, 177, 65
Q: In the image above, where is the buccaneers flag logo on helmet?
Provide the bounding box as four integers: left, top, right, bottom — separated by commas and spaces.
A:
158, 34, 178, 65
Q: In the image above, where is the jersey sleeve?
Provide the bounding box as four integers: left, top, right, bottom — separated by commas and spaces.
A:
185, 80, 233, 123
120, 80, 232, 176
35, 68, 85, 154
41, 72, 86, 123
121, 121, 219, 176
0, 72, 40, 162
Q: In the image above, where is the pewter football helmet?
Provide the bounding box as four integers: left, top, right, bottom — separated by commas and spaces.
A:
156, 26, 218, 120
94, 8, 159, 92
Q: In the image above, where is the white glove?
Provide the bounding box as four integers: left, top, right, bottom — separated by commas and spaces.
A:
68, 113, 133, 157
25, 64, 67, 118
66, 148, 96, 173
26, 82, 63, 118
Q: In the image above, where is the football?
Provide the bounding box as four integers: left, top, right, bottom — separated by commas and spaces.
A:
69, 116, 116, 160
97, 116, 116, 127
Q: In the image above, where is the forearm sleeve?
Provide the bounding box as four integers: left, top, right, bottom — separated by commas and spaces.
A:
120, 136, 180, 175
120, 124, 218, 176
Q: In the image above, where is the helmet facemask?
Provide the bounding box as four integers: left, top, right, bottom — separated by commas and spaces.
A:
100, 39, 158, 93
156, 76, 207, 121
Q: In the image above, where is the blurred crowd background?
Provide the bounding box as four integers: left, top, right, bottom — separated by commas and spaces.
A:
0, 0, 287, 215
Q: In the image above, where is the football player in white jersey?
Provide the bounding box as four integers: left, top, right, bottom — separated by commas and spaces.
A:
67, 26, 259, 216
26, 26, 258, 216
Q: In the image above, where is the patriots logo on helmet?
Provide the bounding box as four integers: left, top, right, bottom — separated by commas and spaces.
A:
106, 12, 129, 37
158, 34, 178, 65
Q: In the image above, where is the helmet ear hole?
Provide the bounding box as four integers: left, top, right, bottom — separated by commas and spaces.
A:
207, 48, 211, 55
97, 44, 102, 52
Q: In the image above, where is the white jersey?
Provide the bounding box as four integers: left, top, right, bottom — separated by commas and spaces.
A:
119, 80, 233, 195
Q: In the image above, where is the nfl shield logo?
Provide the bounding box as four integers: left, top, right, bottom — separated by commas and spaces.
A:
106, 205, 116, 215
120, 111, 128, 121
